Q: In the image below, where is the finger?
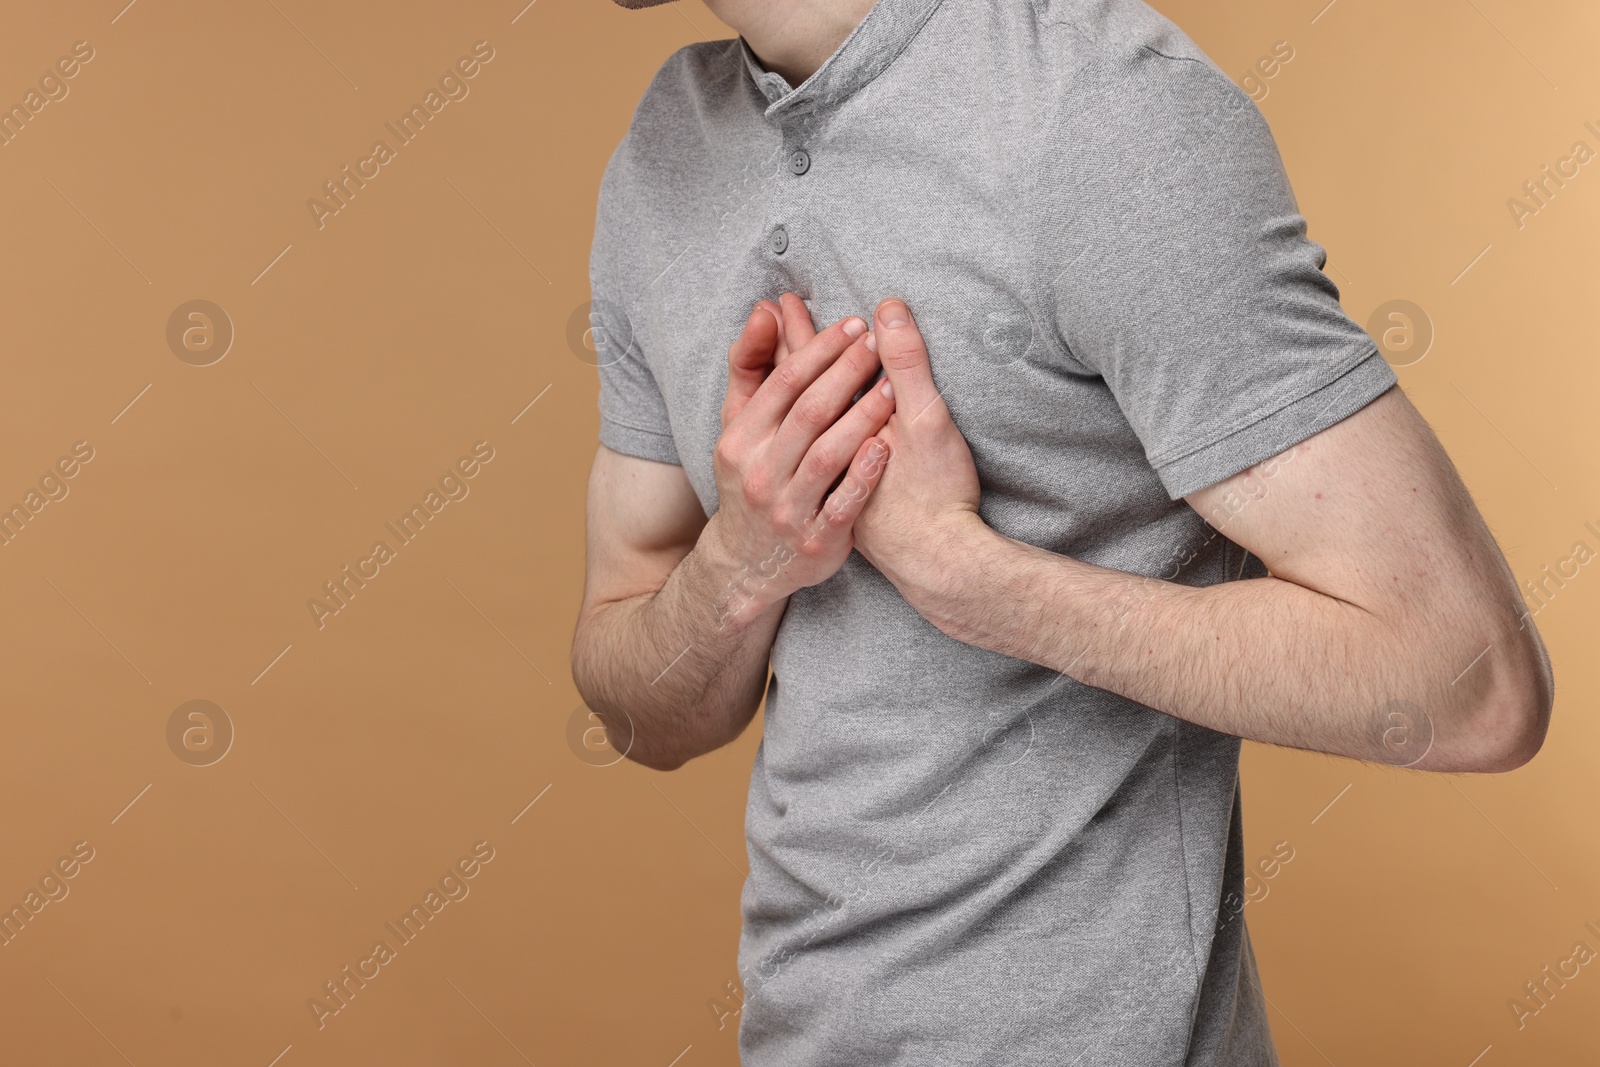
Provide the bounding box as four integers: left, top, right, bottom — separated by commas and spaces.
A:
785, 374, 895, 514
753, 298, 789, 364
779, 292, 819, 355
766, 331, 883, 480
796, 435, 892, 547
722, 303, 780, 429
871, 298, 942, 421
740, 314, 869, 435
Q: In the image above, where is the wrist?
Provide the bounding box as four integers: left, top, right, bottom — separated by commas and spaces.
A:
896, 510, 1007, 639
696, 513, 791, 630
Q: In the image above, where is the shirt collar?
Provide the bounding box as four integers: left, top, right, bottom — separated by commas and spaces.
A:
738, 0, 945, 118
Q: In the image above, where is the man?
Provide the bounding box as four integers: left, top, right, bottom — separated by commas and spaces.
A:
571, 0, 1555, 1062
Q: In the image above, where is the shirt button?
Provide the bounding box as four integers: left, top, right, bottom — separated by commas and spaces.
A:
789, 149, 811, 175
769, 226, 789, 254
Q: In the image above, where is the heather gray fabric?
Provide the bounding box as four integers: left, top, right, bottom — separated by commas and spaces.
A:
587, 0, 1396, 1062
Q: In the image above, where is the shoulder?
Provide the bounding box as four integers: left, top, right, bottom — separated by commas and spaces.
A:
1030, 0, 1203, 61
1027, 0, 1264, 151
591, 39, 747, 288
1022, 2, 1283, 218
1030, 0, 1222, 76
600, 39, 746, 192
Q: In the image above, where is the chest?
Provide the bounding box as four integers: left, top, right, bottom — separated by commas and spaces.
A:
620, 110, 1165, 554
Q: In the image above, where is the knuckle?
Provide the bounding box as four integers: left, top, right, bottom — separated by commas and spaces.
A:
860, 444, 889, 477
742, 469, 774, 507
790, 392, 831, 432
795, 526, 831, 554
771, 359, 806, 395
849, 344, 880, 374
827, 480, 862, 514
885, 342, 925, 370
802, 446, 838, 485
770, 505, 803, 538
718, 443, 756, 485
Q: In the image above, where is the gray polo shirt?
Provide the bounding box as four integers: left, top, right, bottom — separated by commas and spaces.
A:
588, 0, 1396, 1062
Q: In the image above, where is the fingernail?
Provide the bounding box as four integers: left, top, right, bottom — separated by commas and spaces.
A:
843, 316, 867, 338
879, 300, 909, 329
868, 440, 888, 459
880, 378, 893, 400
864, 331, 878, 353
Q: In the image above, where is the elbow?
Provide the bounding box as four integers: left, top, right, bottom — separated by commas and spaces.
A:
570, 663, 690, 774
1455, 640, 1555, 774
570, 652, 667, 772
569, 618, 752, 774
625, 747, 688, 773
1463, 691, 1550, 773
578, 693, 685, 771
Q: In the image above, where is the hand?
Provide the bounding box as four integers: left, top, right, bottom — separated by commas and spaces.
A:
704, 299, 897, 629
756, 292, 814, 367
763, 295, 985, 604
852, 298, 983, 598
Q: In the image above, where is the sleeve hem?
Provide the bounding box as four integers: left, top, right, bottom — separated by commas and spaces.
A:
599, 416, 682, 466
1152, 342, 1398, 500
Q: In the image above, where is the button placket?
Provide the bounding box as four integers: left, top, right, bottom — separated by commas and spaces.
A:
767, 111, 821, 262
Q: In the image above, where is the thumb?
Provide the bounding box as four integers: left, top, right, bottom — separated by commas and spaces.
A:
871, 298, 941, 421
722, 304, 779, 427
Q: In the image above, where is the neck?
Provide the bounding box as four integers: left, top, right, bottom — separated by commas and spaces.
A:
706, 0, 879, 86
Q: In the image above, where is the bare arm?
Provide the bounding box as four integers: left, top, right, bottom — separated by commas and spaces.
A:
570, 444, 784, 771
852, 303, 1553, 773
571, 299, 896, 771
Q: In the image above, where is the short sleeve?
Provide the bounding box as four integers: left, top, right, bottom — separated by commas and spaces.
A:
589, 289, 681, 466
1042, 52, 1396, 500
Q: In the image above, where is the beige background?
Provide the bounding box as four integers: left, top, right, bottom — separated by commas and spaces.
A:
0, 0, 1594, 1063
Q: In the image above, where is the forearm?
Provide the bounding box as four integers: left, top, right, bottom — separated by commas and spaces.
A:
902, 516, 1532, 771
572, 519, 786, 771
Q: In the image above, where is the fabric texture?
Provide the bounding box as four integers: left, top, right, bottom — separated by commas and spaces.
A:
588, 0, 1396, 1062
